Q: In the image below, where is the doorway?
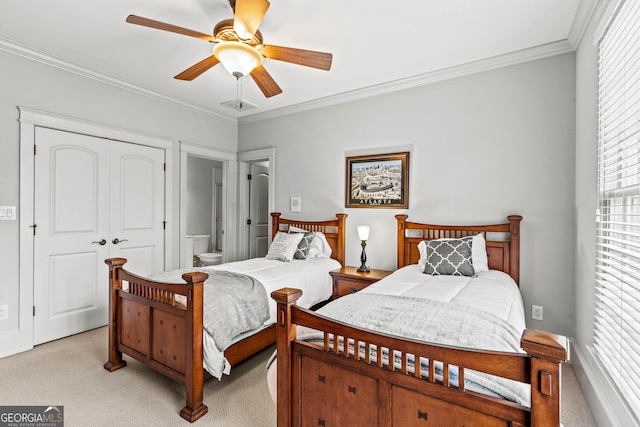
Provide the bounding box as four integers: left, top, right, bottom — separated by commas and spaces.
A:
185, 155, 224, 267
179, 142, 235, 268
237, 148, 275, 260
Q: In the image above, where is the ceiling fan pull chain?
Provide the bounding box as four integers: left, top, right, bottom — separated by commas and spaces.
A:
236, 75, 244, 110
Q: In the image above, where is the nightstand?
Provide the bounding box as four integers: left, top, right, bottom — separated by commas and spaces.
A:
330, 266, 393, 299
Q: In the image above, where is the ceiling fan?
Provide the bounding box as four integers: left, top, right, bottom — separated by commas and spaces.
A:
126, 0, 333, 98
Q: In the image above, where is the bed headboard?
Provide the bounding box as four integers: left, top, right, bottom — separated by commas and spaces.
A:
271, 212, 347, 266
395, 214, 522, 285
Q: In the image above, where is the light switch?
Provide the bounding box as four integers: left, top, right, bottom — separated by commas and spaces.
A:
0, 206, 16, 220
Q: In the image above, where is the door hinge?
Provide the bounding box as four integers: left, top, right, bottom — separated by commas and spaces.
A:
247, 219, 252, 225
163, 221, 167, 230
164, 163, 166, 171
33, 306, 36, 317
247, 174, 252, 180
29, 224, 37, 236
34, 145, 37, 155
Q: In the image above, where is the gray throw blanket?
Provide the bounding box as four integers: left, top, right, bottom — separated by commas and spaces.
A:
313, 293, 523, 353
149, 268, 269, 352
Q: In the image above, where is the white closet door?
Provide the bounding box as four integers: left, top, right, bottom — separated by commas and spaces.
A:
109, 142, 165, 276
33, 128, 110, 345
33, 128, 166, 345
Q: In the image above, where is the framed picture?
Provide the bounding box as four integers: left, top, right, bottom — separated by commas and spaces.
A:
345, 151, 409, 208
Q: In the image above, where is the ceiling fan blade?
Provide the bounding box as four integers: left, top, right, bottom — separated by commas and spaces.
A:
259, 45, 332, 71
126, 15, 216, 42
233, 0, 270, 40
249, 65, 282, 98
174, 55, 221, 81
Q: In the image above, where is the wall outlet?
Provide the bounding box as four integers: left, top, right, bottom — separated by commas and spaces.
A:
0, 305, 8, 321
532, 305, 543, 321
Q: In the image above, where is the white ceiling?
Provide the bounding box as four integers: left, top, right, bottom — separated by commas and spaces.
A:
0, 0, 592, 122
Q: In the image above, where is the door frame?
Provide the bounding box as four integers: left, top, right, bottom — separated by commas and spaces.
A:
237, 148, 275, 260
10, 106, 174, 359
179, 141, 236, 266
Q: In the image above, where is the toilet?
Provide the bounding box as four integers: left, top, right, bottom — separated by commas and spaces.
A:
198, 252, 222, 266
186, 234, 222, 267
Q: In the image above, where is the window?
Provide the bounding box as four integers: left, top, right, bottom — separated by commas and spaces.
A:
595, 0, 640, 419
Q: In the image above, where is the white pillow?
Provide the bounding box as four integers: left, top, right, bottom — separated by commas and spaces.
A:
417, 234, 488, 272
307, 231, 332, 258
417, 240, 428, 270
472, 233, 489, 273
265, 232, 304, 262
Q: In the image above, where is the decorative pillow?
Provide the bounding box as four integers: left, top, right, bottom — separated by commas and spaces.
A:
294, 232, 316, 260
472, 233, 489, 273
265, 232, 304, 262
418, 234, 488, 273
423, 237, 476, 277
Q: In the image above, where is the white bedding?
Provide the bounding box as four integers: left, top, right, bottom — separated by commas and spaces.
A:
200, 256, 339, 378
267, 266, 529, 405
359, 265, 526, 333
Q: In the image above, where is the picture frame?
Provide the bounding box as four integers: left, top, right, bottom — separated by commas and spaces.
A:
345, 151, 409, 208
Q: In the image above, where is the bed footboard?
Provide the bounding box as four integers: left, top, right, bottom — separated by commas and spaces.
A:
272, 288, 568, 427
104, 258, 208, 423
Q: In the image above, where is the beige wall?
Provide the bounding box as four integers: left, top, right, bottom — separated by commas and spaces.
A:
239, 53, 577, 337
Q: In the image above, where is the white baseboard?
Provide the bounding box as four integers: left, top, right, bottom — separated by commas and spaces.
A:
0, 327, 33, 359
570, 340, 639, 427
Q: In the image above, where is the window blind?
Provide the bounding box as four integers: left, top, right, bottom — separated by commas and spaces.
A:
595, 0, 640, 419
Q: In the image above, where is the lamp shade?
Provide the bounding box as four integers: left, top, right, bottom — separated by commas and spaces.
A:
357, 225, 370, 241
213, 41, 263, 78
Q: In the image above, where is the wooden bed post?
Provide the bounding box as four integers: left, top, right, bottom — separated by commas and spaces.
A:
271, 212, 282, 239
335, 213, 347, 266
395, 214, 408, 269
507, 215, 522, 285
104, 258, 127, 372
180, 271, 209, 423
271, 288, 303, 427
520, 329, 569, 427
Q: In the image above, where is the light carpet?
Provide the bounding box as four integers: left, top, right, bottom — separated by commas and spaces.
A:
0, 327, 596, 426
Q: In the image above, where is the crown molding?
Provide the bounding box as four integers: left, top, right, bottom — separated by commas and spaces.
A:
0, 36, 237, 125
0, 33, 578, 127
239, 39, 576, 124
567, 0, 600, 48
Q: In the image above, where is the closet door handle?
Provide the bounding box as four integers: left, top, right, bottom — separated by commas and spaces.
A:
92, 239, 107, 246
112, 238, 128, 245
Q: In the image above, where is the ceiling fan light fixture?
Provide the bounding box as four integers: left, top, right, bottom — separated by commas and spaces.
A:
213, 41, 263, 78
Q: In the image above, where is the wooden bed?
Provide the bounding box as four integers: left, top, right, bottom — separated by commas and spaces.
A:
104, 212, 346, 422
272, 214, 569, 427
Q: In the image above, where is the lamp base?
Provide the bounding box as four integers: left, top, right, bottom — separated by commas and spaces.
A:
357, 265, 370, 273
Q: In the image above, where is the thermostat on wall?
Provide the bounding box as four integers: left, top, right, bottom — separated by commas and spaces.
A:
0, 206, 16, 220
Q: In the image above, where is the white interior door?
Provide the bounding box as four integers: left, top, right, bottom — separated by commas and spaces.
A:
33, 128, 111, 344
249, 164, 269, 258
109, 142, 165, 276
33, 128, 165, 345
